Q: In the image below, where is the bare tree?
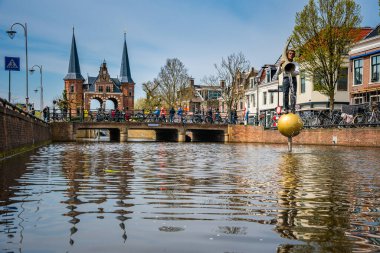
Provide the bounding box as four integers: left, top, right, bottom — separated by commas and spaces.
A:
292, 0, 361, 111
213, 52, 250, 116
142, 79, 160, 110
157, 58, 190, 107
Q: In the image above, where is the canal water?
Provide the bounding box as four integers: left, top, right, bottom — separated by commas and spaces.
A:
0, 142, 379, 253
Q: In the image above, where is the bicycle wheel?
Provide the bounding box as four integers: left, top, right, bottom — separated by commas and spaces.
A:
310, 116, 321, 127
353, 114, 366, 125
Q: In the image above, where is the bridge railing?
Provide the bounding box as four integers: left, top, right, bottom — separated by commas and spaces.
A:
43, 108, 233, 125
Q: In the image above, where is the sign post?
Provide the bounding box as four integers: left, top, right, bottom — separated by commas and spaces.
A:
5, 57, 20, 103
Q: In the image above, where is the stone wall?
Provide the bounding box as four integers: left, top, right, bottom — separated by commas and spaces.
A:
229, 125, 380, 147
0, 98, 51, 158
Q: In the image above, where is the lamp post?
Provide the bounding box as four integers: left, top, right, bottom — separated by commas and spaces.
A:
255, 76, 260, 125
29, 65, 43, 113
7, 22, 29, 111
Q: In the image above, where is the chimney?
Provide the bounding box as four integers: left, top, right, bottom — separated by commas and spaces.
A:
189, 78, 195, 87
220, 80, 225, 89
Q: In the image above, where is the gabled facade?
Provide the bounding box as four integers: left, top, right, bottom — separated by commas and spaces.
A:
181, 78, 222, 112
348, 25, 380, 105
64, 31, 135, 116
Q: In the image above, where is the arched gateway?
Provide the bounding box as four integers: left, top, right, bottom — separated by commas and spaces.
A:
64, 30, 135, 116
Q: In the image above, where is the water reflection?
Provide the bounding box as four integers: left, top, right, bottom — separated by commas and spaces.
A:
59, 144, 135, 246
276, 151, 380, 253
0, 143, 379, 253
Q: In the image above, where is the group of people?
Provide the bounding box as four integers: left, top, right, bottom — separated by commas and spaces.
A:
152, 106, 184, 123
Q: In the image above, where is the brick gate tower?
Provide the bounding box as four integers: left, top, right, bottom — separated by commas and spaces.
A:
64, 30, 135, 115
64, 28, 85, 116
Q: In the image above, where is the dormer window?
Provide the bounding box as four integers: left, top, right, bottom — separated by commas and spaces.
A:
266, 69, 271, 83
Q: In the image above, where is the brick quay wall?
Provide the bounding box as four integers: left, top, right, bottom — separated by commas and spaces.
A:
228, 125, 380, 147
0, 99, 51, 159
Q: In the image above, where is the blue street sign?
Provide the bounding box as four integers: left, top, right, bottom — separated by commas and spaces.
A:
5, 57, 20, 71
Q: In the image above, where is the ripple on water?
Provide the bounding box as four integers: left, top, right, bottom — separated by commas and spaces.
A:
0, 143, 379, 253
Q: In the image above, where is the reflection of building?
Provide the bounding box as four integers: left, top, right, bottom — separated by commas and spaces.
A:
64, 30, 135, 116
349, 25, 380, 105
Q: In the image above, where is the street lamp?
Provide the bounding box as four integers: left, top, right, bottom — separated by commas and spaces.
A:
7, 22, 29, 111
29, 65, 43, 112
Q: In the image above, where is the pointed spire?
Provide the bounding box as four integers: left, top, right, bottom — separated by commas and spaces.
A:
64, 27, 84, 80
120, 32, 134, 83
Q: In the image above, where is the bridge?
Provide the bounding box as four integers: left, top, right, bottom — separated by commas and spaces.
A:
51, 121, 229, 142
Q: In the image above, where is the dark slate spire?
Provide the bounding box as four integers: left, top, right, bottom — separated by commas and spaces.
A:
64, 27, 84, 80
120, 33, 134, 83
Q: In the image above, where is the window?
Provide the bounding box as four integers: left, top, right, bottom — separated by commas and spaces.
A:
270, 92, 274, 104
70, 84, 74, 93
354, 59, 363, 85
266, 69, 271, 83
371, 55, 380, 82
98, 86, 103, 92
247, 96, 250, 108
252, 94, 255, 107
353, 97, 363, 104
370, 95, 380, 103
300, 73, 306, 93
337, 68, 348, 91
250, 78, 254, 88
208, 90, 221, 99
263, 92, 267, 105
106, 86, 111, 92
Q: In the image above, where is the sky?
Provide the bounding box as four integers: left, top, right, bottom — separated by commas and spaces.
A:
0, 0, 378, 110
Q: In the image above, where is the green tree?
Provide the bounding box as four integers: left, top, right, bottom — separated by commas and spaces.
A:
291, 0, 361, 111
55, 89, 69, 110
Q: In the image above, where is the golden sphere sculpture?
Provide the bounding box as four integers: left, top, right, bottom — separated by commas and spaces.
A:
277, 113, 304, 138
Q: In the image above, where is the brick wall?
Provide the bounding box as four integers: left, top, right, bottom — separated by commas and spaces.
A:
0, 99, 51, 158
229, 125, 380, 147
51, 122, 74, 141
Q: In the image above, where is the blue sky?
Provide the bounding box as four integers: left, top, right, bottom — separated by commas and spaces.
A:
0, 0, 378, 110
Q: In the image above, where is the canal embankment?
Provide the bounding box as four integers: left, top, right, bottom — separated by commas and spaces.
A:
0, 98, 51, 159
229, 125, 380, 147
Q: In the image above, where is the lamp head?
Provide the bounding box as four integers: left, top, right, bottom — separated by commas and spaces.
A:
29, 68, 36, 74
6, 29, 16, 39
34, 88, 38, 93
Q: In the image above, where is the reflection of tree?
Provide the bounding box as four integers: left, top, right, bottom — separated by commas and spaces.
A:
217, 226, 247, 235
275, 152, 355, 252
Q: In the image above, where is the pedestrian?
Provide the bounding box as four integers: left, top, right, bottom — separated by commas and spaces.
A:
43, 106, 48, 121
177, 106, 183, 122
154, 106, 160, 122
160, 107, 167, 122
169, 107, 175, 123
233, 109, 238, 124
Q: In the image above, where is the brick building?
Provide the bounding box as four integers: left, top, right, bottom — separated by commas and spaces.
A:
64, 30, 135, 116
349, 25, 380, 105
